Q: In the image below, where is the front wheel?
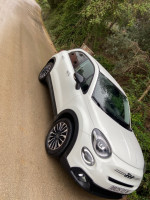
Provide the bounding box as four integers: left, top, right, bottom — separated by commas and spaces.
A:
45, 118, 73, 157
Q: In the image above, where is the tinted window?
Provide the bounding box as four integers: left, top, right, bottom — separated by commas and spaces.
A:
69, 51, 94, 93
92, 72, 131, 130
69, 52, 87, 68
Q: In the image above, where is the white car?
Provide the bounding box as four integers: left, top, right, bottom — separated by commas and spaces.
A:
39, 49, 144, 199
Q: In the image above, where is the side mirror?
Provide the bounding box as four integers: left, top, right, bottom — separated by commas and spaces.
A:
74, 72, 84, 90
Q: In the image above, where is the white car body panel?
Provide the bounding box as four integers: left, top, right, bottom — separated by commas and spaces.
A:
87, 99, 144, 169
51, 51, 77, 112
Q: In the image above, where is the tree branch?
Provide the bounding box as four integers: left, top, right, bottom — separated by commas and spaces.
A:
138, 81, 150, 102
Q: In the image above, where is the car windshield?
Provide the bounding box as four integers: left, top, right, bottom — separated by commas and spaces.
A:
92, 72, 131, 130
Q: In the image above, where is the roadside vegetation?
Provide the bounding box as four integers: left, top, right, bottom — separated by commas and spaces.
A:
36, 0, 150, 199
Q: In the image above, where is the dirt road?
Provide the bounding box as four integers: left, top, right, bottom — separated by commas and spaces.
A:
0, 0, 113, 199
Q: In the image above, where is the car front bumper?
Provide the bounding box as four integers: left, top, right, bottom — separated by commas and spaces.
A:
60, 130, 143, 199
60, 156, 124, 199
71, 167, 125, 199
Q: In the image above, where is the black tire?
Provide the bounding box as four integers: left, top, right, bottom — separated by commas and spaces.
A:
45, 118, 73, 157
38, 62, 53, 83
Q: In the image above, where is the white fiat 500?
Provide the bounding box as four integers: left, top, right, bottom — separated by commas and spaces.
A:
39, 49, 144, 199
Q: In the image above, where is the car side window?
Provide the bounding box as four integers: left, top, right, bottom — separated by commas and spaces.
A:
69, 51, 94, 93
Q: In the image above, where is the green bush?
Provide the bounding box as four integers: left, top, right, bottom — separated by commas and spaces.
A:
104, 31, 149, 74
94, 55, 114, 72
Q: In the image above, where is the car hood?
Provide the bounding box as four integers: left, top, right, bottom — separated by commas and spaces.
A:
87, 99, 144, 169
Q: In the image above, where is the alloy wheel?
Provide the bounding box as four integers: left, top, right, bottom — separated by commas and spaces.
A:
47, 122, 68, 150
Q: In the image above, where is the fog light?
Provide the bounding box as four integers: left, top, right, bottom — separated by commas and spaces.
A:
71, 167, 91, 190
81, 147, 95, 166
78, 173, 87, 183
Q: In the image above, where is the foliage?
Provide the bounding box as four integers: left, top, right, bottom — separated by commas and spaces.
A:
47, 0, 63, 9
36, 0, 62, 9
94, 55, 114, 72
81, 0, 150, 29
37, 0, 150, 199
128, 17, 150, 54
36, 0, 49, 9
105, 31, 149, 73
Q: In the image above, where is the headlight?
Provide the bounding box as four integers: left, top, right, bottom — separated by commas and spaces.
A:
92, 129, 112, 158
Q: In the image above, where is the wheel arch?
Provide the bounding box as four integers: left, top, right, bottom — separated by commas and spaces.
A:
56, 109, 79, 161
57, 109, 78, 127
47, 57, 56, 66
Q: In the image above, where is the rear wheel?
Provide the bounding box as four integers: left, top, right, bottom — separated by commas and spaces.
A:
39, 62, 53, 83
45, 118, 73, 157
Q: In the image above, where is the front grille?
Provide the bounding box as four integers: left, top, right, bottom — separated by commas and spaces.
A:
108, 177, 134, 188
